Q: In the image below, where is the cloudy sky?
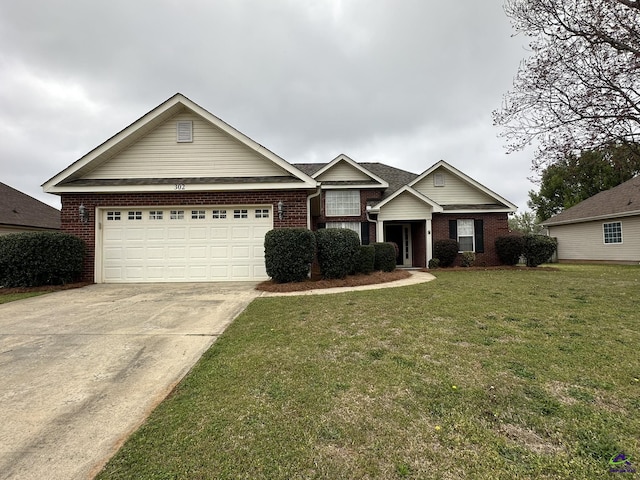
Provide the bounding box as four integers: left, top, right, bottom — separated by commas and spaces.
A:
0, 0, 535, 211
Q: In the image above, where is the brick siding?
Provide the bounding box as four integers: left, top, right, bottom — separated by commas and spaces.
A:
60, 190, 309, 282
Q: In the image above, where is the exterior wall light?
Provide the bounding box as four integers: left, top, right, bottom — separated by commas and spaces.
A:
79, 203, 89, 223
277, 200, 284, 220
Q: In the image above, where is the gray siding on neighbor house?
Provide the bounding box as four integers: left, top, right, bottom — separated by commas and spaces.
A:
549, 215, 640, 263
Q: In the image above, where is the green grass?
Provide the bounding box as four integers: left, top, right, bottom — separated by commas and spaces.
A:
97, 265, 640, 479
0, 292, 47, 304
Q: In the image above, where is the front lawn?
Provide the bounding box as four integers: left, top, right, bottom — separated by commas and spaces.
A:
97, 265, 640, 479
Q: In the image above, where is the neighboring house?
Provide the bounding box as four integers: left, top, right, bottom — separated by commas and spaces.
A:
43, 93, 516, 283
0, 182, 60, 235
542, 176, 640, 264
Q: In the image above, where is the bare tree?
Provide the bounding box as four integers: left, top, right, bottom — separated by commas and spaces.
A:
494, 0, 640, 171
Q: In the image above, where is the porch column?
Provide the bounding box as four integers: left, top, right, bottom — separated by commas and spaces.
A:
376, 219, 385, 243
426, 218, 433, 266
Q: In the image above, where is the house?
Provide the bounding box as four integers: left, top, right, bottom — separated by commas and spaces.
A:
43, 93, 516, 283
0, 182, 60, 235
542, 176, 640, 264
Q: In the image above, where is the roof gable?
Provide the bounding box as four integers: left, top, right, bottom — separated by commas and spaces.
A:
543, 176, 640, 226
371, 185, 443, 213
311, 155, 389, 188
408, 160, 517, 212
43, 93, 317, 193
0, 182, 60, 230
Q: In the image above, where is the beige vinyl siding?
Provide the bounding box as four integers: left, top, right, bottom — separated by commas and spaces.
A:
413, 168, 496, 205
378, 191, 431, 221
84, 112, 290, 179
549, 216, 640, 262
316, 162, 372, 182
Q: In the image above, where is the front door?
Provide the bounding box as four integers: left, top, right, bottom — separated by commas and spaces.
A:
384, 223, 412, 267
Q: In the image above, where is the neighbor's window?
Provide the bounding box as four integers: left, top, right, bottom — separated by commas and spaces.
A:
325, 190, 360, 216
326, 221, 361, 242
457, 219, 474, 251
603, 221, 622, 244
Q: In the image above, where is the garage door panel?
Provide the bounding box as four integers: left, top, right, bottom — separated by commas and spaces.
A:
101, 206, 272, 282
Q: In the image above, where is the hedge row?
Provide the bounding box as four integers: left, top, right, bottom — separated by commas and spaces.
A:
495, 234, 557, 267
264, 228, 397, 283
0, 232, 85, 287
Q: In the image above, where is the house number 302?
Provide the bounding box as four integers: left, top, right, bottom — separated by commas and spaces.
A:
175, 183, 185, 190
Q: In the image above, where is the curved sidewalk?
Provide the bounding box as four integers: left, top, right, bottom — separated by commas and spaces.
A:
259, 270, 436, 297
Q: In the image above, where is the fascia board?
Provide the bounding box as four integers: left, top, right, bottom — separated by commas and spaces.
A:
542, 210, 640, 227
44, 182, 316, 194
369, 185, 443, 212
43, 93, 318, 192
313, 154, 389, 188
409, 160, 518, 211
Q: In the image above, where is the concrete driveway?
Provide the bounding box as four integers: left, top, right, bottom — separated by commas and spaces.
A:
0, 282, 260, 480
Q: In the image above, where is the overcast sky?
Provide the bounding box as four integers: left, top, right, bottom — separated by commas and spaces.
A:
0, 0, 535, 211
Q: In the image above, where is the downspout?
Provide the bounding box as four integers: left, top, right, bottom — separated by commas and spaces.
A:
366, 205, 378, 243
306, 185, 322, 229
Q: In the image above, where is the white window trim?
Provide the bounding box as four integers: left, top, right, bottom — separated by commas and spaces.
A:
603, 221, 623, 244
457, 219, 475, 252
326, 221, 361, 242
325, 190, 360, 217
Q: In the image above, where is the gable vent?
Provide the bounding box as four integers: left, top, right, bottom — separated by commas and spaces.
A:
434, 173, 445, 187
177, 121, 193, 143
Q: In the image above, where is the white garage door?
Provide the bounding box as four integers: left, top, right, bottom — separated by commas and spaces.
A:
101, 206, 272, 282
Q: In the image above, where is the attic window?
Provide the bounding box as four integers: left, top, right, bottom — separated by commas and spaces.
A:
177, 121, 193, 143
434, 173, 445, 187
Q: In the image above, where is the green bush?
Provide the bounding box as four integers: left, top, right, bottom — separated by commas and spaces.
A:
434, 239, 459, 267
354, 245, 375, 274
315, 228, 361, 279
522, 234, 557, 267
373, 242, 397, 272
495, 235, 525, 265
428, 258, 440, 269
461, 251, 476, 267
264, 228, 315, 283
0, 232, 85, 287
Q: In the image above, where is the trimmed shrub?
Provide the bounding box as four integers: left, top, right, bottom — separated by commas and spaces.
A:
264, 228, 315, 283
373, 242, 397, 272
315, 228, 361, 279
433, 239, 459, 267
495, 235, 525, 265
522, 234, 557, 267
428, 258, 440, 269
354, 245, 375, 275
0, 232, 85, 288
461, 251, 476, 267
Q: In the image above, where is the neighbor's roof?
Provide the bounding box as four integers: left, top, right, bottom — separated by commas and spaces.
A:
0, 182, 60, 230
542, 176, 640, 226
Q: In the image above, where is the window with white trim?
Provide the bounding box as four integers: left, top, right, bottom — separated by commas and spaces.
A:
603, 222, 622, 244
149, 210, 163, 220
107, 211, 121, 221
457, 219, 474, 251
191, 210, 206, 220
170, 210, 185, 220
255, 209, 269, 218
128, 211, 142, 220
325, 190, 360, 216
326, 221, 361, 242
234, 209, 248, 219
212, 210, 227, 219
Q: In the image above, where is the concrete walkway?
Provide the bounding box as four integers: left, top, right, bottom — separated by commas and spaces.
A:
0, 283, 260, 480
260, 270, 436, 296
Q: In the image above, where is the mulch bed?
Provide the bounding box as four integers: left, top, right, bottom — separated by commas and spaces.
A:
256, 270, 412, 293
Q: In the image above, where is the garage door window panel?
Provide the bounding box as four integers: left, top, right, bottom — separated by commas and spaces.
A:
191, 210, 206, 220
149, 211, 163, 220
234, 209, 248, 219
107, 211, 121, 221
170, 210, 184, 220
212, 210, 227, 219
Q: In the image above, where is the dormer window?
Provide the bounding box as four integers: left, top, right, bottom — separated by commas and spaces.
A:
434, 173, 445, 187
177, 121, 193, 143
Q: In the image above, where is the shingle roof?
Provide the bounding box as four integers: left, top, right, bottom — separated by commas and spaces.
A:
542, 176, 640, 226
0, 182, 60, 230
294, 162, 418, 199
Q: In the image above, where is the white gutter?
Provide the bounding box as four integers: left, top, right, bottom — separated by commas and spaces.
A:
306, 186, 322, 229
